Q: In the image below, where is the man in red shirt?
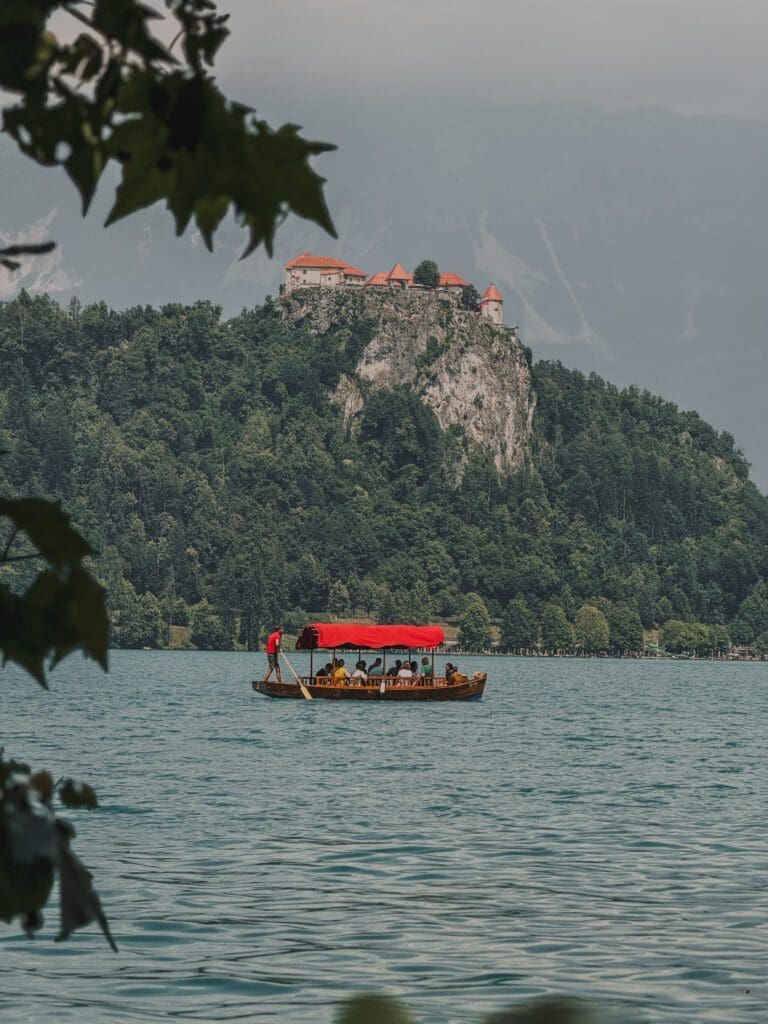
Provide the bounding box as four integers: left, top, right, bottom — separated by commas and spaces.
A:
264, 626, 284, 682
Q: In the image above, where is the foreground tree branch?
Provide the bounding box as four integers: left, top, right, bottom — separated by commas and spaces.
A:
0, 0, 337, 949
1, 0, 336, 258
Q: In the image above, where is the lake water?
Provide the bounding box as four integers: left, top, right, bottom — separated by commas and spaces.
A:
2, 652, 767, 1023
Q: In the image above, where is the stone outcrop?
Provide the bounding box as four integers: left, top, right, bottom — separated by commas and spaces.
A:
278, 288, 536, 477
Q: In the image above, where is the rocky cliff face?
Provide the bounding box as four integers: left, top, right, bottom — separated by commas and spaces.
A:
279, 288, 535, 477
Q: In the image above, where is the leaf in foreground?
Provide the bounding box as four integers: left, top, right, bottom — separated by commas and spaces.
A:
56, 824, 117, 952
336, 994, 415, 1024
0, 757, 116, 950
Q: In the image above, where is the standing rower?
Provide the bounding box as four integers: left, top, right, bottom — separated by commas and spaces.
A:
263, 626, 284, 683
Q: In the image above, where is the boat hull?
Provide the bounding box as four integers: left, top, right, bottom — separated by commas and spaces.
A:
252, 675, 486, 701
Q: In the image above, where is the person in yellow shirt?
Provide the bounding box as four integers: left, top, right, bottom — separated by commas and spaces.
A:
333, 659, 349, 683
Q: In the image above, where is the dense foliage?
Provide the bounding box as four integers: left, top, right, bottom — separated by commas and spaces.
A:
413, 260, 440, 289
2, 292, 767, 653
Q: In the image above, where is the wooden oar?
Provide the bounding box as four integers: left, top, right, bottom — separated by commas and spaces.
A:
281, 652, 313, 700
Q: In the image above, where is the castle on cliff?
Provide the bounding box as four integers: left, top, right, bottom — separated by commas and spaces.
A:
284, 253, 504, 325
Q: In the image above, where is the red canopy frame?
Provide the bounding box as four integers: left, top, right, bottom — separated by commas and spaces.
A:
295, 623, 445, 651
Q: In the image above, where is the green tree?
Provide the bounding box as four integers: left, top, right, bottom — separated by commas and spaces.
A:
459, 284, 481, 312
161, 594, 190, 628
458, 592, 493, 650
359, 388, 444, 482
113, 582, 166, 648
353, 579, 387, 617
689, 622, 714, 656
607, 603, 644, 654
413, 260, 440, 289
540, 603, 572, 651
190, 599, 232, 650
500, 597, 538, 650
573, 604, 610, 653
710, 623, 731, 654
659, 619, 695, 654
328, 579, 352, 618
282, 607, 309, 634
376, 585, 400, 625
732, 582, 768, 645
397, 580, 433, 625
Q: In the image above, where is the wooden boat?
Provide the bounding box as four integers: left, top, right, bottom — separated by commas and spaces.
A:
252, 623, 486, 702
253, 675, 486, 701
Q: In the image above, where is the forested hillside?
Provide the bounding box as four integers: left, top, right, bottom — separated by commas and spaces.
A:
1, 291, 767, 653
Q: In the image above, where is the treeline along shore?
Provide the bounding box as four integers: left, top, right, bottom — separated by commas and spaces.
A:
1, 290, 768, 656
442, 643, 765, 659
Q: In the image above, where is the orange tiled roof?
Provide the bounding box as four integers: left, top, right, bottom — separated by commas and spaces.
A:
285, 252, 348, 270
342, 264, 367, 278
366, 272, 389, 286
386, 262, 412, 281
440, 272, 470, 287
481, 284, 503, 302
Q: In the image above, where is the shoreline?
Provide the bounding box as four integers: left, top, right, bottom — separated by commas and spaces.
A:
115, 646, 768, 662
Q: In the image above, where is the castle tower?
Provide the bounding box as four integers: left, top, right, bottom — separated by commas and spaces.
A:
480, 284, 503, 324
385, 263, 413, 289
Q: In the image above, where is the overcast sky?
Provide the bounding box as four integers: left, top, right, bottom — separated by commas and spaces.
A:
207, 0, 768, 121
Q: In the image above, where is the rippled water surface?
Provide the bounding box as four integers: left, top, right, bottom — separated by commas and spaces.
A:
2, 653, 768, 1022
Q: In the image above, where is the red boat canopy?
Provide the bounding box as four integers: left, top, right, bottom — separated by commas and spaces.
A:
295, 623, 445, 651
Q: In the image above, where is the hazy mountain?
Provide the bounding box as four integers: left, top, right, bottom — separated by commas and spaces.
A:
1, 99, 767, 487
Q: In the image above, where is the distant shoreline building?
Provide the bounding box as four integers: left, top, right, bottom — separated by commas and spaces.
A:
283, 253, 503, 323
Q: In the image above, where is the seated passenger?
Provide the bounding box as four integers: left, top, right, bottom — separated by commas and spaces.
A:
333, 659, 349, 682
386, 659, 402, 678
368, 657, 383, 676
397, 662, 414, 680
316, 662, 332, 683
350, 660, 368, 684
420, 657, 433, 682
444, 662, 456, 683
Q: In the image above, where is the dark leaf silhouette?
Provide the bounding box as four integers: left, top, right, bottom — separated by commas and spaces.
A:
59, 780, 99, 811
0, 241, 55, 272
1, 1, 335, 253
55, 826, 117, 952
